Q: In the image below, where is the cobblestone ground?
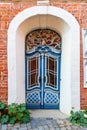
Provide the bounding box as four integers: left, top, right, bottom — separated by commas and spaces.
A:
0, 118, 87, 130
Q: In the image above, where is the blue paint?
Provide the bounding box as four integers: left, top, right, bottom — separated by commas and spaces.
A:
25, 45, 61, 109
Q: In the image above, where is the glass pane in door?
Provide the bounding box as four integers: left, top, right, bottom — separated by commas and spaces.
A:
27, 57, 38, 88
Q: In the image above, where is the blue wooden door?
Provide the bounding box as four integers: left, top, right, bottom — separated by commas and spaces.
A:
26, 45, 61, 109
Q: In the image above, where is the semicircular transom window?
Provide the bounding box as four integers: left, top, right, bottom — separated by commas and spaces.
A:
25, 29, 61, 51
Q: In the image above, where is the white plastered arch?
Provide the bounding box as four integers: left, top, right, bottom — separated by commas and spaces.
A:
8, 6, 80, 114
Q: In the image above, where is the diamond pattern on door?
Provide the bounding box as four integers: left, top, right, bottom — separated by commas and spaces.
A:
44, 91, 59, 104
26, 92, 41, 104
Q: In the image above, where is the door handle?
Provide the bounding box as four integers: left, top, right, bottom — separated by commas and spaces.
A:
39, 77, 41, 82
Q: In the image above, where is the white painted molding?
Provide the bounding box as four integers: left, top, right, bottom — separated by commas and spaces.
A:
82, 29, 87, 88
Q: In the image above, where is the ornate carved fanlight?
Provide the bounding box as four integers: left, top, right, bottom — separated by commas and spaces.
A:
25, 29, 61, 52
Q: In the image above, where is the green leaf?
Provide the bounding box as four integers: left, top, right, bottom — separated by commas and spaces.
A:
0, 102, 6, 110
1, 114, 9, 124
16, 113, 24, 121
18, 106, 26, 113
8, 103, 18, 115
9, 117, 16, 124
70, 110, 74, 115
20, 114, 30, 123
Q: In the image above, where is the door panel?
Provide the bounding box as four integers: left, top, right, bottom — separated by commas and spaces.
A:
26, 45, 61, 109
44, 53, 60, 109
28, 57, 38, 88
44, 91, 59, 106
46, 56, 57, 88
26, 53, 41, 108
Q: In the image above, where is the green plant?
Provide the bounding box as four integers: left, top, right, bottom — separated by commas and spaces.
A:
8, 103, 30, 123
0, 102, 6, 110
0, 102, 30, 124
0, 101, 8, 119
84, 108, 87, 115
7, 103, 30, 124
69, 110, 87, 127
0, 114, 9, 124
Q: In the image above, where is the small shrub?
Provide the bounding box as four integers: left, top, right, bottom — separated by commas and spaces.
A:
69, 110, 87, 127
0, 102, 30, 124
8, 103, 30, 124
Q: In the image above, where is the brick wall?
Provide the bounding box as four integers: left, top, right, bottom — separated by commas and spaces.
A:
0, 2, 87, 108
0, 0, 87, 3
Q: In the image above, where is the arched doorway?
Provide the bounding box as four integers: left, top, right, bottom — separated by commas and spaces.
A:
25, 29, 61, 109
8, 6, 80, 114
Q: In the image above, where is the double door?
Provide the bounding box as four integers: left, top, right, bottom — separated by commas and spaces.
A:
26, 45, 61, 109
